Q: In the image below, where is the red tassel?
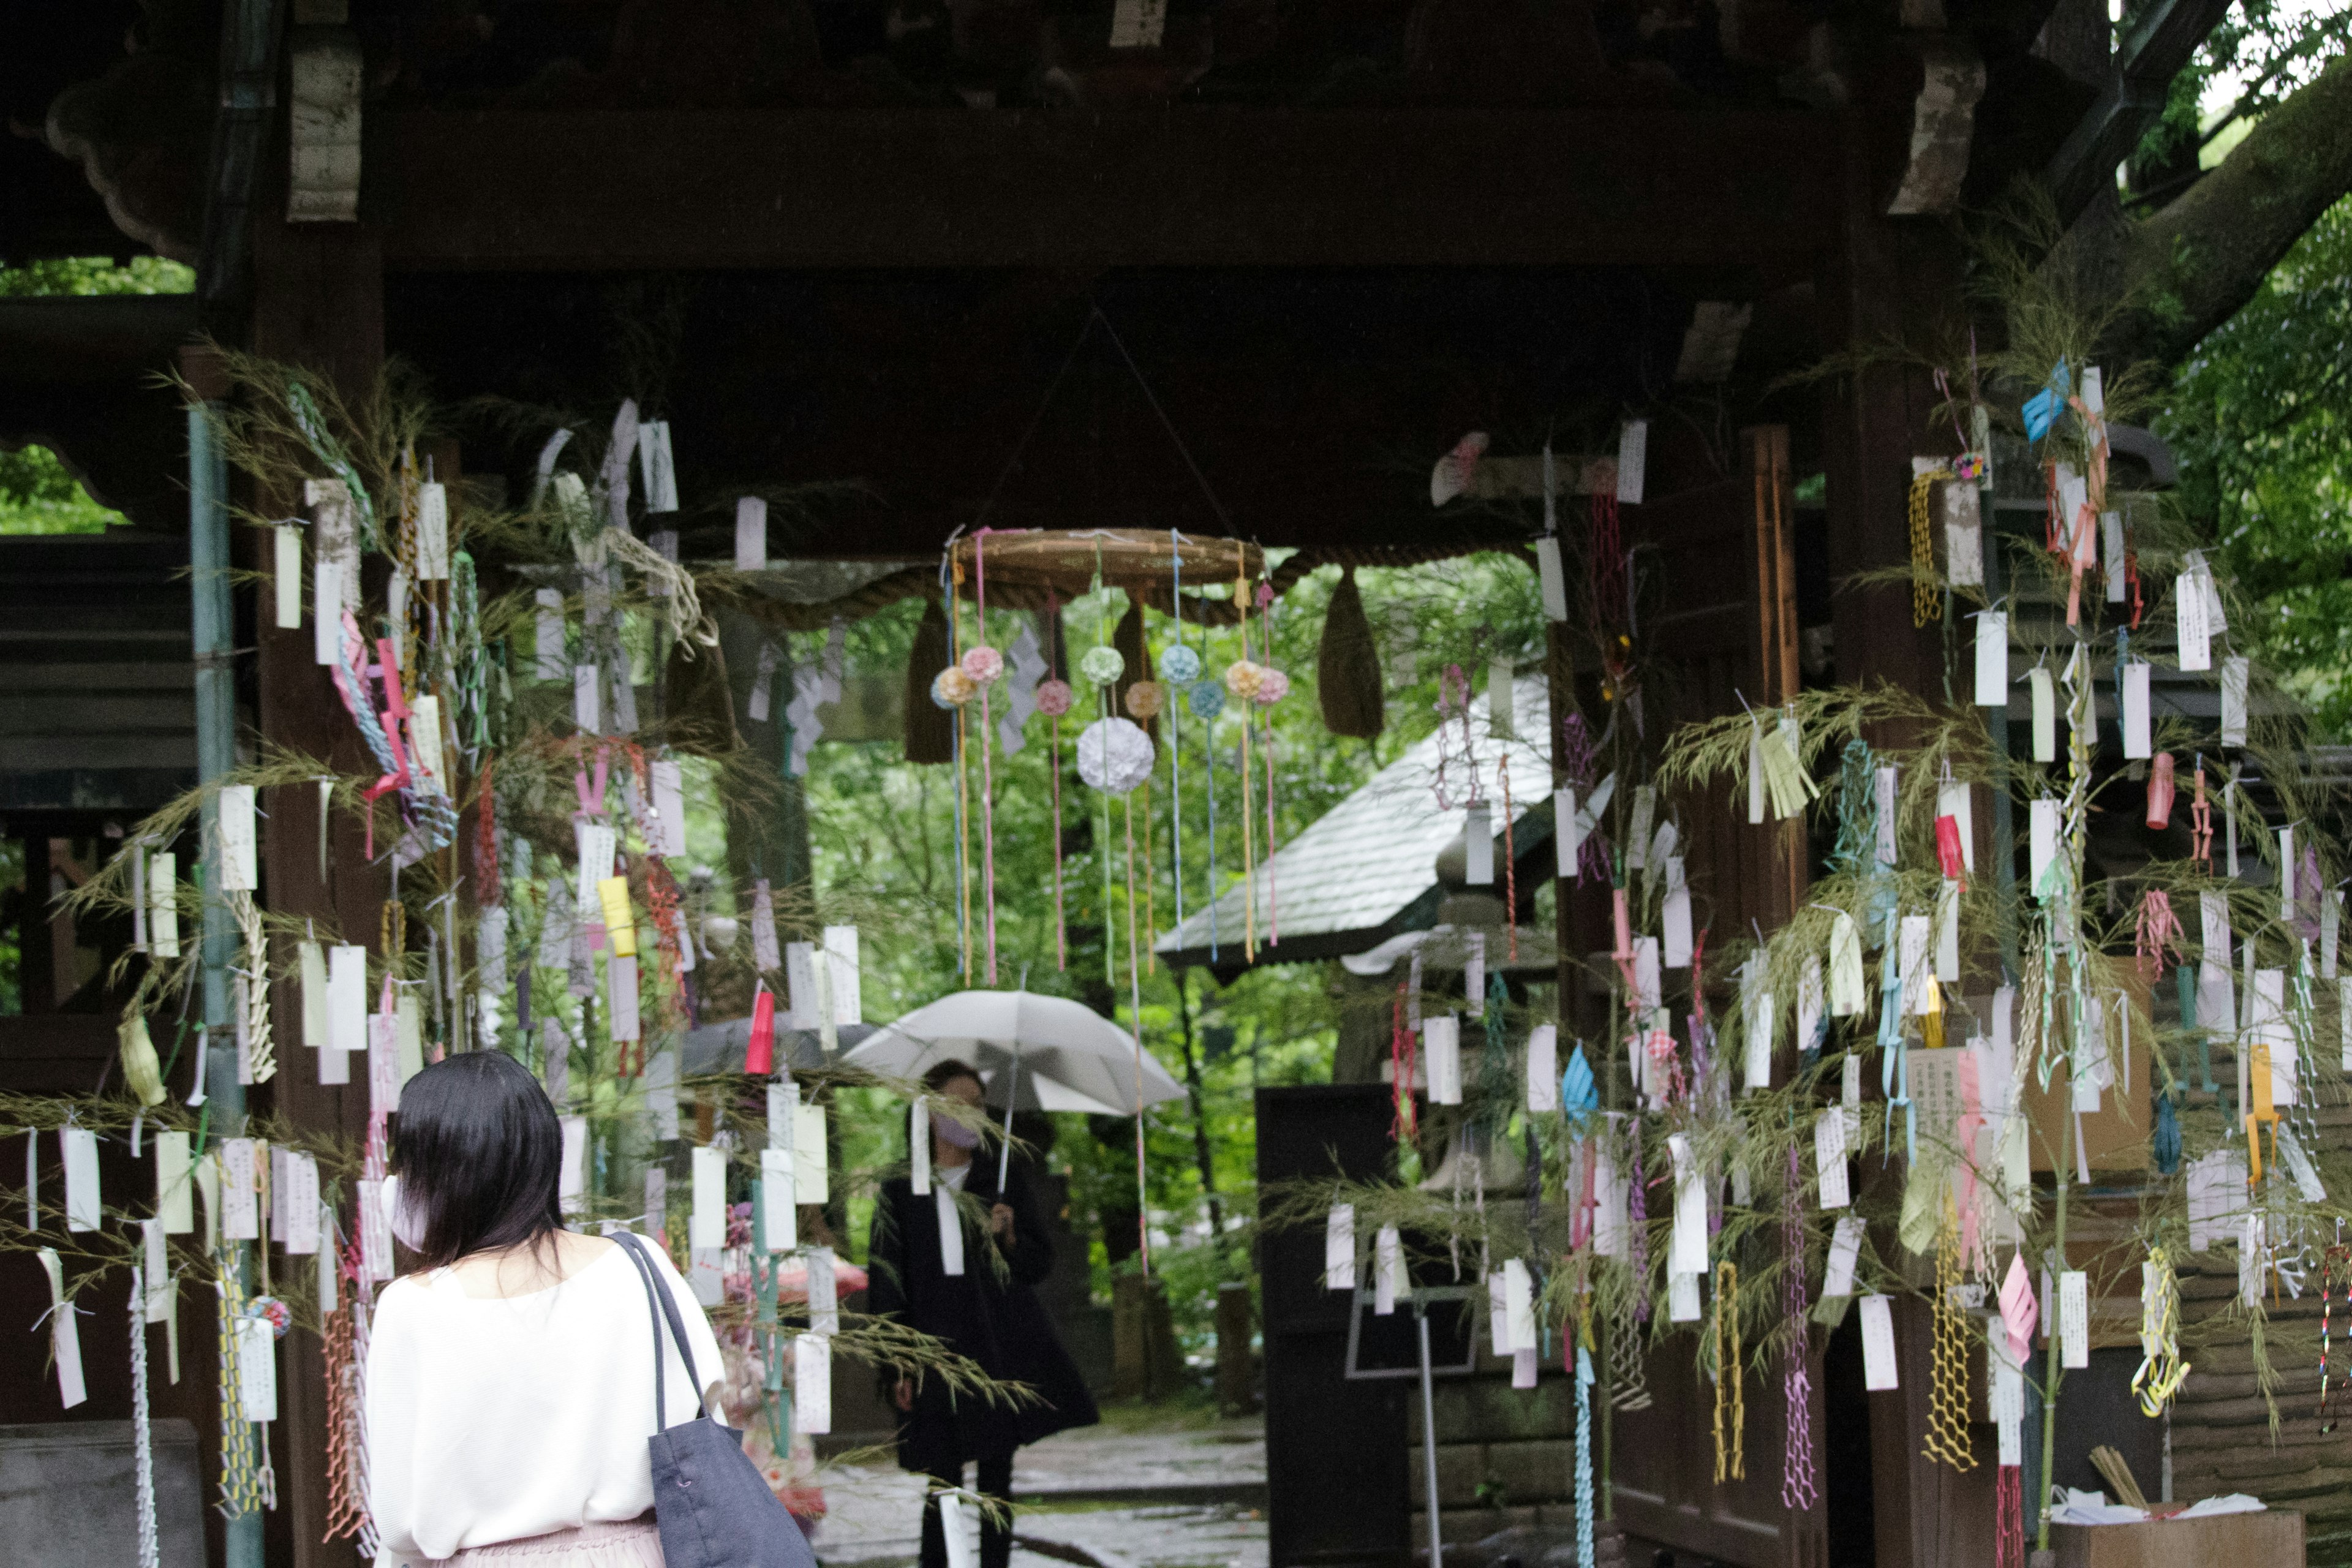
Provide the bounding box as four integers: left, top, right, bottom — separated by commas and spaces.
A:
745, 989, 776, 1076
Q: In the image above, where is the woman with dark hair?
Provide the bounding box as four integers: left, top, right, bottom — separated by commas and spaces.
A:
366, 1050, 737, 1567
865, 1058, 1099, 1568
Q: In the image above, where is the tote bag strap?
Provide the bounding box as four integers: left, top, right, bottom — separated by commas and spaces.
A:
614, 1230, 709, 1430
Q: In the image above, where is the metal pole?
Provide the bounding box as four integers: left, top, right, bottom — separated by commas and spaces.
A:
192, 398, 264, 1568
1416, 1300, 1443, 1568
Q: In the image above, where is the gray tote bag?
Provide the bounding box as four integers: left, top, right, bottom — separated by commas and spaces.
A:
614, 1231, 818, 1568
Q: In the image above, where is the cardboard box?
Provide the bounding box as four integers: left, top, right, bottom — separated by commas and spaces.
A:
2050, 1507, 2302, 1568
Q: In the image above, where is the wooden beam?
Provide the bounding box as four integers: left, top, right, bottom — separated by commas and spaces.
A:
369, 107, 1842, 271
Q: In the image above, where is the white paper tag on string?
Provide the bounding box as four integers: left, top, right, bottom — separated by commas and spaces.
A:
1797, 959, 1825, 1056
416, 481, 451, 581
235, 1316, 277, 1422
2222, 657, 2249, 746
1424, 1015, 1463, 1104
1463, 804, 1494, 886
1859, 1295, 1899, 1390
1668, 1133, 1709, 1275
1744, 986, 1775, 1090
791, 1333, 831, 1434
1669, 1270, 1703, 1323
2029, 668, 2055, 761
824, 927, 863, 1027
574, 665, 601, 733
1593, 1140, 1626, 1258
1502, 1258, 1536, 1352
1823, 1214, 1865, 1297
38, 1250, 85, 1409
533, 587, 566, 679
2121, 663, 2151, 758
269, 523, 304, 630
2177, 567, 2212, 671
217, 785, 258, 892
940, 1492, 981, 1568
794, 1104, 827, 1202
636, 421, 678, 513
1830, 913, 1864, 1016
1875, 767, 1899, 866
1525, 1025, 1559, 1112
1899, 915, 1931, 1014
1487, 1272, 1512, 1355
806, 1247, 840, 1335
1815, 1110, 1851, 1210
734, 496, 767, 571
1615, 420, 1648, 505
2197, 892, 2235, 1029
1633, 937, 1662, 1014
1974, 612, 2008, 707
1374, 1225, 1403, 1314
221, 1137, 259, 1240
1935, 880, 1961, 982
358, 1178, 392, 1279
2325, 891, 2342, 981
649, 760, 688, 859
1662, 859, 1693, 968
1554, 788, 1580, 877
1534, 537, 1569, 622
690, 1145, 727, 1249
2059, 1270, 2089, 1368
2029, 799, 2060, 896
62, 1127, 100, 1232
280, 1153, 320, 1254
314, 557, 343, 666
910, 1101, 932, 1195
1626, 786, 1655, 870
143, 1218, 172, 1323
156, 1131, 193, 1234
1325, 1203, 1356, 1290
761, 1151, 797, 1252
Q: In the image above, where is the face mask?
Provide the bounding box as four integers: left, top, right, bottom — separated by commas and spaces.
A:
932, 1109, 981, 1150
382, 1174, 429, 1251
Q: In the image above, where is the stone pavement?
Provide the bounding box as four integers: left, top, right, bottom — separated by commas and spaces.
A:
807, 1411, 1268, 1568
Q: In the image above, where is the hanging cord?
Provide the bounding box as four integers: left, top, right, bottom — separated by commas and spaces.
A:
1235, 555, 1258, 960
974, 536, 1000, 984
1093, 308, 1240, 538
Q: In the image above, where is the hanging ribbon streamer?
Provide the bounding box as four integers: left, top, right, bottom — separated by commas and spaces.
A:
214, 1253, 268, 1518
967, 535, 1004, 984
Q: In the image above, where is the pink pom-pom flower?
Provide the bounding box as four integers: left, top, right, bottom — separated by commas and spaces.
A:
1254, 667, 1291, 706
1035, 678, 1075, 717
960, 645, 1005, 685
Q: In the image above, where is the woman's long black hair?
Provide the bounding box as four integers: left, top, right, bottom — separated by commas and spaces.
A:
390, 1050, 564, 1270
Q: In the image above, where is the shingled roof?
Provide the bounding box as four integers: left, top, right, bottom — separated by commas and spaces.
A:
1155, 674, 1554, 974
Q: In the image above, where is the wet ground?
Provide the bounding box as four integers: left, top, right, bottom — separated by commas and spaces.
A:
809, 1409, 1268, 1568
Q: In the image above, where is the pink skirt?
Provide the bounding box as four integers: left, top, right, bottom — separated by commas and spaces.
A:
439, 1518, 663, 1566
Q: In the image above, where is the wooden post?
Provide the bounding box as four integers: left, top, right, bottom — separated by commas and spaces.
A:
247, 214, 385, 1568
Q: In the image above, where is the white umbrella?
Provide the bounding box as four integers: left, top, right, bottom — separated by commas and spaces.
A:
843, 989, 1186, 1121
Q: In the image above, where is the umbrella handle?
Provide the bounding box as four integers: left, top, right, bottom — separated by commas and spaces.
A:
998, 1052, 1017, 1188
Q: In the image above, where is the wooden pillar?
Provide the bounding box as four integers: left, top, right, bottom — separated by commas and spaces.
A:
246, 214, 385, 1568
1817, 113, 1998, 1568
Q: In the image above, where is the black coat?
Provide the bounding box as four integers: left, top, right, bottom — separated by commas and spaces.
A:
864, 1160, 1099, 1472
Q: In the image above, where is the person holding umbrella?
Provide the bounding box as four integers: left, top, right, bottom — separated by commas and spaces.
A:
866, 1059, 1099, 1568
